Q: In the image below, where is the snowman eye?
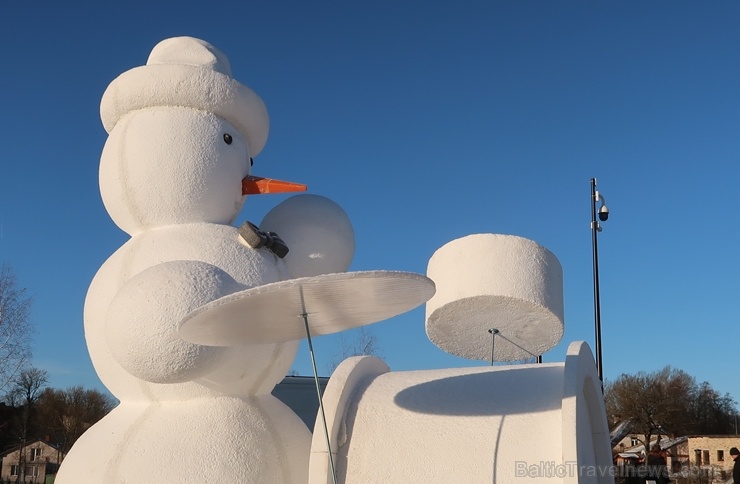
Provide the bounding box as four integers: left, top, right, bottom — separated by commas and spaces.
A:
223, 133, 233, 145
250, 158, 254, 167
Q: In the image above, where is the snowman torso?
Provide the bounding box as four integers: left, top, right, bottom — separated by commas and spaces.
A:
85, 223, 297, 400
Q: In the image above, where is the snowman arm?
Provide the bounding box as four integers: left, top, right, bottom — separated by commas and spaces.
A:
105, 260, 244, 384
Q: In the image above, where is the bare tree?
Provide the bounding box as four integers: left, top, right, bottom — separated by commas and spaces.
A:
605, 367, 692, 452
7, 367, 49, 439
11, 367, 48, 405
605, 366, 737, 453
4, 367, 48, 481
327, 327, 381, 373
0, 264, 33, 394
36, 386, 117, 454
688, 381, 737, 434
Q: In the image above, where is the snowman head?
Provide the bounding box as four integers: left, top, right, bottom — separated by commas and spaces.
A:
99, 37, 269, 234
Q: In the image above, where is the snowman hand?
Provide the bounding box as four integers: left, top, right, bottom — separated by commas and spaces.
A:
238, 221, 289, 258
105, 260, 244, 384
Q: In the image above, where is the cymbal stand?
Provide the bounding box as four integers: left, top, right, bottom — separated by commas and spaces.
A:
487, 328, 541, 365
300, 288, 338, 484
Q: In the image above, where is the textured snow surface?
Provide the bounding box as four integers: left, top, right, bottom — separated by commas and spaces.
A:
261, 194, 355, 278
309, 342, 613, 484
426, 233, 564, 361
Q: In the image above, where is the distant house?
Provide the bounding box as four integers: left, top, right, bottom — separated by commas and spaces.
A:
0, 439, 64, 483
674, 435, 740, 482
616, 434, 739, 482
614, 452, 641, 466
613, 432, 644, 454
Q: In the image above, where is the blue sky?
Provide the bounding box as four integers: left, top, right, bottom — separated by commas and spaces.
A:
2, 2, 739, 404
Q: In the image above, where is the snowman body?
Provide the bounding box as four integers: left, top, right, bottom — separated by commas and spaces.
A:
56, 38, 315, 483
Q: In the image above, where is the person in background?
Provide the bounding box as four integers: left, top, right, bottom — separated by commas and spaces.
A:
730, 447, 739, 484
646, 444, 670, 484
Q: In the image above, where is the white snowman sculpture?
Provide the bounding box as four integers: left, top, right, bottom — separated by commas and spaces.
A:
56, 37, 354, 483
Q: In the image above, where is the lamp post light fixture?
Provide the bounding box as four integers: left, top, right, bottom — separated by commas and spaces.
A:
590, 178, 609, 383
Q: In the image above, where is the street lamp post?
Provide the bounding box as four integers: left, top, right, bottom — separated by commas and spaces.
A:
590, 178, 609, 383
19, 435, 26, 483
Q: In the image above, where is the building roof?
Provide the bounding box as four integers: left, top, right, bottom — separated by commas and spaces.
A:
616, 453, 641, 459
623, 435, 688, 454
610, 419, 632, 445
0, 439, 64, 459
272, 375, 329, 431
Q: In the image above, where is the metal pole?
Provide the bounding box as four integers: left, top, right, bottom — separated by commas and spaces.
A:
590, 178, 603, 383
19, 436, 26, 483
297, 286, 337, 484
301, 312, 337, 484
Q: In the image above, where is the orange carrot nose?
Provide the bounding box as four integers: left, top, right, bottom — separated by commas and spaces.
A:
242, 175, 307, 195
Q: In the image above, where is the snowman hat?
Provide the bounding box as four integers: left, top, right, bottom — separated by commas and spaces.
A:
100, 36, 269, 156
